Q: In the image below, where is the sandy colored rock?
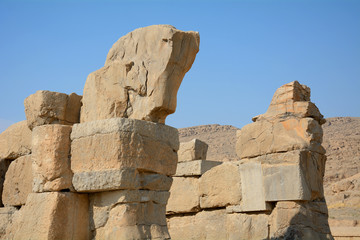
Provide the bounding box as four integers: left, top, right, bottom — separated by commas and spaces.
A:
178, 139, 208, 162
32, 124, 73, 192
0, 121, 32, 160
269, 201, 332, 240
0, 159, 11, 206
91, 193, 169, 240
174, 160, 221, 177
139, 172, 173, 191
81, 25, 200, 124
24, 90, 82, 130
237, 117, 324, 159
199, 162, 242, 209
226, 213, 269, 240
261, 151, 325, 201
2, 155, 33, 206
167, 177, 199, 214
5, 192, 89, 240
168, 209, 227, 240
0, 207, 17, 238
71, 118, 179, 185
238, 161, 271, 212
253, 81, 325, 124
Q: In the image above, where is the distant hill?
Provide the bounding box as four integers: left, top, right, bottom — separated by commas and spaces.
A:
178, 117, 360, 224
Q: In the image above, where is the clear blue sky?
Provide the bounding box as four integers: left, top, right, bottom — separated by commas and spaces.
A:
0, 0, 359, 132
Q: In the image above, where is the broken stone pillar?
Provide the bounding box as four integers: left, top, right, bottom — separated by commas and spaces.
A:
235, 81, 332, 238
80, 25, 200, 124
71, 118, 179, 239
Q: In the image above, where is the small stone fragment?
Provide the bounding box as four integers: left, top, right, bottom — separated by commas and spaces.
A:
178, 139, 208, 162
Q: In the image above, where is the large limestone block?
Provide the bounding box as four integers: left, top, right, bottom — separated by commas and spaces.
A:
90, 191, 169, 240
237, 161, 271, 212
167, 177, 199, 214
0, 159, 11, 206
199, 162, 242, 209
237, 117, 324, 159
0, 207, 17, 238
5, 192, 89, 240
226, 213, 269, 240
90, 190, 169, 231
24, 90, 82, 130
178, 139, 208, 162
2, 155, 32, 206
0, 121, 32, 160
174, 160, 221, 177
32, 125, 73, 192
262, 151, 325, 201
167, 209, 227, 240
81, 25, 200, 124
269, 201, 333, 240
71, 118, 179, 190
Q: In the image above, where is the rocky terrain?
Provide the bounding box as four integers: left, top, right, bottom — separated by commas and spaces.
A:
179, 116, 360, 225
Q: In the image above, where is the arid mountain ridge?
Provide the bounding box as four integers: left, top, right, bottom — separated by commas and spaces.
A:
179, 116, 360, 223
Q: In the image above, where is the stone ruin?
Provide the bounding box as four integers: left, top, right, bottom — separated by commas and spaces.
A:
0, 25, 333, 240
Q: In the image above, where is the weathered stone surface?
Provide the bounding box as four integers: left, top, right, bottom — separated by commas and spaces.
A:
178, 139, 208, 162
237, 117, 324, 159
253, 81, 324, 123
167, 209, 227, 240
167, 177, 199, 214
261, 151, 325, 201
269, 201, 333, 240
238, 161, 271, 212
24, 90, 82, 130
0, 121, 32, 160
0, 159, 11, 206
32, 125, 73, 192
0, 207, 17, 238
174, 160, 221, 177
199, 162, 242, 209
71, 118, 179, 181
139, 172, 173, 191
91, 193, 169, 240
81, 25, 199, 124
2, 155, 32, 206
226, 213, 269, 240
90, 190, 169, 231
5, 192, 89, 240
72, 168, 139, 192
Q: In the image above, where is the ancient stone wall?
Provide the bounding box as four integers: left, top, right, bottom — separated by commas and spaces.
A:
0, 25, 334, 240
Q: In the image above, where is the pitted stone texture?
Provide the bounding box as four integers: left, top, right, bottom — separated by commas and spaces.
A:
226, 213, 269, 240
167, 177, 199, 214
174, 160, 221, 177
81, 25, 200, 124
178, 139, 208, 162
32, 125, 73, 192
2, 155, 32, 206
269, 201, 333, 240
5, 192, 89, 240
71, 118, 179, 181
0, 121, 32, 160
167, 209, 227, 240
237, 117, 324, 159
199, 162, 242, 209
90, 190, 169, 240
0, 207, 17, 238
261, 151, 325, 201
24, 90, 82, 130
